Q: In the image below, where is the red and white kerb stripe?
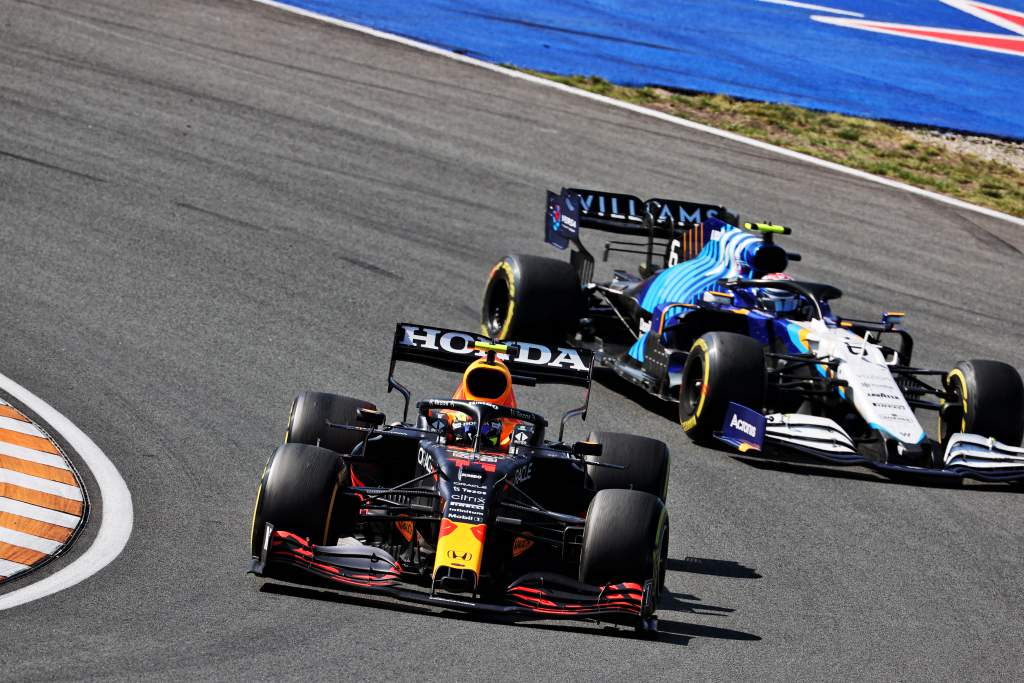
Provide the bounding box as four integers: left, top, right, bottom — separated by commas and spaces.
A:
0, 399, 85, 582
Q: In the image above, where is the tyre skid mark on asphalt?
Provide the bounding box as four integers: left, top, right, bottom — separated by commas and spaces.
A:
0, 399, 85, 583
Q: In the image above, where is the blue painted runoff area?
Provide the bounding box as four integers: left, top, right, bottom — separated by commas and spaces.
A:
275, 1, 1024, 139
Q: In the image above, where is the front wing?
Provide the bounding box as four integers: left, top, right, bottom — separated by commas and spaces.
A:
251, 527, 653, 628
743, 413, 1024, 482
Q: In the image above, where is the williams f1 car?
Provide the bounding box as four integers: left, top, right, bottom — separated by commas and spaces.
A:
480, 188, 1024, 483
249, 323, 671, 633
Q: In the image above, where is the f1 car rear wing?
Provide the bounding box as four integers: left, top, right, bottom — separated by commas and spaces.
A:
388, 323, 595, 438
545, 188, 740, 280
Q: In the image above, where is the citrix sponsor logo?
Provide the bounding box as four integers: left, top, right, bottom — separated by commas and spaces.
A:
400, 325, 588, 371
730, 413, 758, 438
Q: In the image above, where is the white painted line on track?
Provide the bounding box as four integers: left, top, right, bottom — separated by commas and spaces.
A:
0, 527, 62, 554
0, 441, 70, 470
0, 371, 133, 611
758, 0, 864, 18
0, 498, 80, 528
0, 416, 46, 438
0, 468, 83, 500
942, 0, 1024, 37
249, 0, 1024, 228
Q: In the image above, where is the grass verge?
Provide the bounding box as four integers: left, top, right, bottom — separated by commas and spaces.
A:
526, 72, 1024, 219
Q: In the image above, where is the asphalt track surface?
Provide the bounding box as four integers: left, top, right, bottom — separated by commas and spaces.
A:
1, 1, 1022, 680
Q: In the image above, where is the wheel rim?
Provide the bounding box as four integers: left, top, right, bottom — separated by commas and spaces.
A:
681, 356, 705, 419
940, 375, 966, 442
485, 276, 511, 338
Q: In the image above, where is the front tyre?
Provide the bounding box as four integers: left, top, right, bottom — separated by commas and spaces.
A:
250, 443, 347, 558
940, 360, 1024, 446
585, 431, 670, 502
286, 391, 376, 455
579, 489, 669, 605
679, 332, 766, 442
481, 254, 582, 342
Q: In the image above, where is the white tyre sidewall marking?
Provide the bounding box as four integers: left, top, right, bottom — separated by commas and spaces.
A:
0, 371, 133, 610
248, 0, 1024, 229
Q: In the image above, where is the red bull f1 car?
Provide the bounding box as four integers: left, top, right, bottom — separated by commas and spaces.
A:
249, 323, 671, 633
480, 188, 1024, 483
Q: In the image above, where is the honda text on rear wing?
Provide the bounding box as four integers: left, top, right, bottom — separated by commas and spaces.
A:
388, 323, 595, 438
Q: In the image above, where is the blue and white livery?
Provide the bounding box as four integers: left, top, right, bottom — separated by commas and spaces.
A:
482, 187, 1024, 484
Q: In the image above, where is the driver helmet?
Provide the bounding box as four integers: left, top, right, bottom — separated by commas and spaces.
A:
439, 357, 519, 449
754, 272, 801, 315
453, 357, 517, 407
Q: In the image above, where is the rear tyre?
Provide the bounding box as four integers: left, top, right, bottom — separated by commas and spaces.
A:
481, 254, 582, 342
940, 360, 1024, 446
585, 431, 670, 502
579, 489, 668, 605
250, 443, 346, 558
679, 332, 766, 443
286, 391, 376, 454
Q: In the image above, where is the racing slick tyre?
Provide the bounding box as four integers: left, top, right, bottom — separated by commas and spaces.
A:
585, 431, 670, 502
481, 254, 582, 343
250, 443, 348, 558
286, 391, 376, 455
678, 332, 766, 443
579, 489, 669, 599
940, 360, 1024, 447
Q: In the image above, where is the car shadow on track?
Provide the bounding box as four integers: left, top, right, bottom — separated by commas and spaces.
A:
667, 557, 762, 579
256, 579, 761, 646
592, 370, 679, 424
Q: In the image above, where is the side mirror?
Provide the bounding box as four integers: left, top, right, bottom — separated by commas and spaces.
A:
572, 440, 603, 458
356, 408, 386, 427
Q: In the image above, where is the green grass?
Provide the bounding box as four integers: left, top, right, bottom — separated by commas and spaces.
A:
526, 73, 1024, 219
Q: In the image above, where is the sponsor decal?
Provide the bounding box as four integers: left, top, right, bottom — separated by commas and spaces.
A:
718, 402, 766, 452
416, 447, 434, 472
399, 324, 588, 372
447, 549, 472, 562
730, 413, 758, 439
511, 425, 532, 445
512, 534, 534, 558
867, 392, 903, 401
509, 462, 533, 486
457, 468, 482, 482
577, 192, 641, 221
574, 191, 720, 225
446, 481, 489, 524
394, 518, 414, 543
